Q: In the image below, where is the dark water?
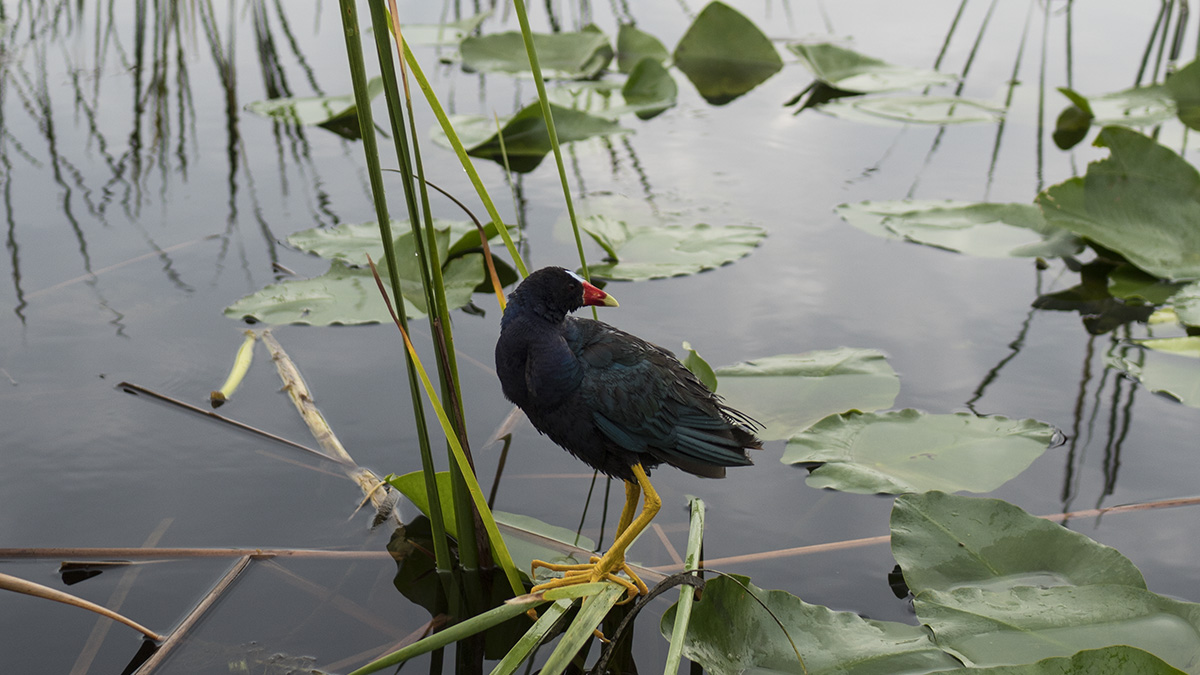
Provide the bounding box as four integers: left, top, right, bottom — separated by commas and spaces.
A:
3, 0, 1198, 672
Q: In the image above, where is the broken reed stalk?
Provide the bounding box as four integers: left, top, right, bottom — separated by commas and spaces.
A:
0, 572, 163, 641
259, 329, 401, 527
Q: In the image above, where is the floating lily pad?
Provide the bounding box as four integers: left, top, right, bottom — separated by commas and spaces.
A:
286, 219, 474, 266
548, 61, 677, 121
837, 200, 1083, 258
672, 1, 782, 105
894, 493, 1200, 671
1169, 281, 1200, 327
660, 575, 961, 675
789, 42, 956, 93
817, 94, 1005, 125
1166, 58, 1200, 130
714, 348, 899, 441
616, 24, 669, 74
1107, 264, 1187, 305
432, 102, 626, 172
399, 11, 490, 46
580, 216, 764, 281
1108, 342, 1200, 407
1053, 88, 1096, 149
892, 491, 1146, 594
783, 410, 1056, 494
1039, 126, 1200, 281
245, 78, 385, 139
459, 30, 612, 79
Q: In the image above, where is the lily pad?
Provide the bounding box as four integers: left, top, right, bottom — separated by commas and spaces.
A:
286, 219, 473, 266
399, 11, 490, 46
581, 216, 765, 281
783, 410, 1056, 494
244, 77, 385, 139
892, 491, 1146, 594
1107, 264, 1187, 305
1166, 58, 1200, 130
1038, 126, 1200, 281
1108, 342, 1200, 407
459, 30, 612, 79
789, 42, 956, 93
894, 492, 1200, 671
224, 254, 483, 325
1169, 281, 1200, 327
547, 61, 677, 121
616, 24, 669, 74
659, 575, 961, 675
837, 200, 1083, 258
714, 348, 900, 441
672, 1, 783, 105
817, 95, 1005, 125
432, 102, 626, 173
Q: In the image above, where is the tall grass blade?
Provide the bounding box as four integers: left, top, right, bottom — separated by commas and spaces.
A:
335, 0, 451, 571
539, 584, 625, 675
663, 497, 705, 675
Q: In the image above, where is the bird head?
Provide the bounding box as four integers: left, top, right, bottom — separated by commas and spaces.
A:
506, 267, 619, 323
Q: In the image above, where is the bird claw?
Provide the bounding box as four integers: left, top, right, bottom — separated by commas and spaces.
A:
530, 557, 647, 602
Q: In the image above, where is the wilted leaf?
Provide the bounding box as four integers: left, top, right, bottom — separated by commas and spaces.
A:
460, 30, 612, 79
245, 78, 385, 139
783, 410, 1057, 494
837, 200, 1083, 258
582, 217, 765, 281
672, 1, 782, 105
660, 575, 961, 675
1038, 126, 1200, 281
789, 42, 956, 93
715, 348, 899, 441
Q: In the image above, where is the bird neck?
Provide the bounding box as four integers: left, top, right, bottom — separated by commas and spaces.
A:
502, 290, 571, 327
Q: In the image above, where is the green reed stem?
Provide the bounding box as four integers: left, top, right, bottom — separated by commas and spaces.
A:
336, 0, 451, 571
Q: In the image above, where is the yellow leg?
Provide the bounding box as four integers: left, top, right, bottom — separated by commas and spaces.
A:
531, 464, 660, 601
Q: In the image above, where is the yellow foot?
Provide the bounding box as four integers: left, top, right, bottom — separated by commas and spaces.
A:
530, 556, 649, 602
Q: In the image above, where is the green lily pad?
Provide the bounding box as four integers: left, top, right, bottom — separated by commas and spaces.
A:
963, 646, 1186, 674
1053, 88, 1096, 149
459, 30, 612, 79
547, 61, 677, 121
1038, 126, 1200, 281
1108, 342, 1200, 407
672, 1, 783, 105
432, 101, 627, 173
224, 253, 483, 325
1133, 336, 1200, 358
244, 77, 385, 139
817, 95, 1005, 125
837, 200, 1084, 258
401, 12, 489, 46
1166, 58, 1200, 130
616, 24, 669, 74
714, 348, 900, 441
659, 575, 961, 675
681, 341, 718, 392
581, 217, 765, 281
783, 410, 1056, 495
788, 42, 956, 93
892, 491, 1146, 595
286, 219, 473, 267
1107, 264, 1187, 305
895, 492, 1200, 671
1169, 281, 1200, 327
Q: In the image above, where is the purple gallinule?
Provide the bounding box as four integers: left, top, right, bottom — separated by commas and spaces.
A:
495, 267, 761, 598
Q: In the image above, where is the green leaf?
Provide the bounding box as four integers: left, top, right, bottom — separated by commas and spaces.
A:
672, 1, 783, 105
681, 341, 718, 392
784, 410, 1057, 495
788, 42, 956, 93
581, 218, 765, 280
1166, 58, 1200, 130
1107, 264, 1187, 305
398, 11, 490, 46
660, 575, 961, 675
459, 30, 613, 79
714, 348, 899, 441
1038, 126, 1200, 281
1108, 342, 1200, 407
1053, 87, 1095, 150
891, 492, 1146, 595
817, 95, 1005, 125
965, 646, 1185, 675
616, 24, 669, 74
894, 493, 1200, 672
223, 254, 483, 325
244, 77, 385, 139
1169, 281, 1200, 327
837, 200, 1083, 258
286, 219, 471, 267
432, 102, 627, 172
546, 64, 677, 121
621, 58, 677, 120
